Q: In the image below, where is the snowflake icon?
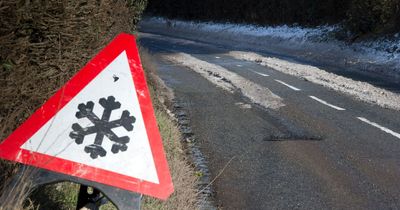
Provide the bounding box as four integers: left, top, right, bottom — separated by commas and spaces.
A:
69, 96, 136, 159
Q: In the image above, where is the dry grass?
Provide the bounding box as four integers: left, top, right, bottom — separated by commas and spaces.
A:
141, 109, 199, 210
0, 167, 35, 210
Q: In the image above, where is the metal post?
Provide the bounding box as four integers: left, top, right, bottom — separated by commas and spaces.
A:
76, 185, 104, 210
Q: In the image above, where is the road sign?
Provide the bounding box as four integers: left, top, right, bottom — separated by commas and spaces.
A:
0, 33, 173, 200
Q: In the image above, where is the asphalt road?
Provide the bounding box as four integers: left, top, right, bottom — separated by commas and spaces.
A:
138, 31, 400, 209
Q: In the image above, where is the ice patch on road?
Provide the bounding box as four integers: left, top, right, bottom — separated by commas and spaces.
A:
163, 53, 284, 110
235, 102, 252, 109
230, 51, 400, 111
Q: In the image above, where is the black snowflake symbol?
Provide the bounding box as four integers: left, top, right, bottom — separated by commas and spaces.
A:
69, 96, 136, 159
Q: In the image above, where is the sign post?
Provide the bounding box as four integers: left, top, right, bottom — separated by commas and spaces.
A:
0, 33, 173, 209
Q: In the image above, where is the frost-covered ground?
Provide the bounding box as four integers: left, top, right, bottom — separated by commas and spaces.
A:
139, 17, 400, 78
230, 51, 400, 110
155, 17, 338, 41
163, 52, 284, 110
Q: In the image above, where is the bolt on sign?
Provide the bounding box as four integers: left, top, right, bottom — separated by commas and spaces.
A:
0, 33, 174, 200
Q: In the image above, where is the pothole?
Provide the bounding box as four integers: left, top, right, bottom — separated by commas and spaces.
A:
264, 134, 323, 141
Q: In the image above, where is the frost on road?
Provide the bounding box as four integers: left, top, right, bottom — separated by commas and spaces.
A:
230, 51, 400, 111
163, 53, 285, 110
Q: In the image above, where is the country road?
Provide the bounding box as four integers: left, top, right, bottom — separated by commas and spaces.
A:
138, 27, 400, 209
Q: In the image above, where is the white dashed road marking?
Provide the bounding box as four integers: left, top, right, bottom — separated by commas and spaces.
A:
237, 64, 243, 67
357, 117, 400, 140
275, 80, 301, 91
215, 56, 221, 59
251, 70, 269, 77
309, 96, 346, 111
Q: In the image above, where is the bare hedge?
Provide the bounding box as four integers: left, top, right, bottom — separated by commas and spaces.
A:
146, 0, 400, 35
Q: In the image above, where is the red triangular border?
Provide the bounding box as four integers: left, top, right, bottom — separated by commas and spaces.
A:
0, 33, 174, 199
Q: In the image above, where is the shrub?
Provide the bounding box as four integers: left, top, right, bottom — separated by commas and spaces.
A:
346, 0, 399, 34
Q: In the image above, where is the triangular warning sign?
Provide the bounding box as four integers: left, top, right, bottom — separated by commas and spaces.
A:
0, 33, 173, 199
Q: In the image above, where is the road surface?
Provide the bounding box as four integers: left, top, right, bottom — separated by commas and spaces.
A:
138, 29, 400, 209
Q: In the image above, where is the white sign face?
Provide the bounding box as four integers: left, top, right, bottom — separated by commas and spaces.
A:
21, 51, 159, 184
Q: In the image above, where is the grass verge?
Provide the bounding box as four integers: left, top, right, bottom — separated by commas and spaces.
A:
140, 48, 199, 210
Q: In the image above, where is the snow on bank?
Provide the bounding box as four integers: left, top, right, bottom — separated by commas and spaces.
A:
230, 51, 400, 111
142, 17, 400, 73
152, 17, 336, 42
163, 53, 284, 110
356, 35, 400, 62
